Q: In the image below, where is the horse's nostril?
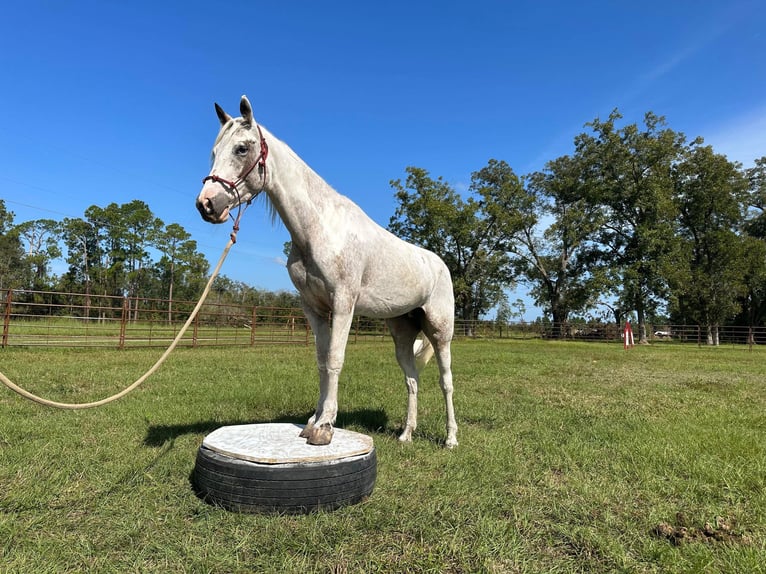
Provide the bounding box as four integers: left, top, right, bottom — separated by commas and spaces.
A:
196, 197, 212, 218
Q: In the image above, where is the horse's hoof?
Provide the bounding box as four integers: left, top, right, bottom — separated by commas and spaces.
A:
306, 424, 333, 446
298, 425, 312, 439
445, 437, 458, 449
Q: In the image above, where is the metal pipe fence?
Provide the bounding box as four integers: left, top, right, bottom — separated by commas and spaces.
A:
1, 289, 311, 349
3, 289, 765, 349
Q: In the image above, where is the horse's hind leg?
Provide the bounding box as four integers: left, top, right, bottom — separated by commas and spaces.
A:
423, 295, 458, 448
430, 339, 458, 448
386, 315, 421, 443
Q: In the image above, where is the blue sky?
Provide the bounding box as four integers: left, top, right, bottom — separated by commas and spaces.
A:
1, 1, 764, 319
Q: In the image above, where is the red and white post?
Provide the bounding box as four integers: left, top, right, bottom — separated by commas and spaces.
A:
623, 321, 634, 349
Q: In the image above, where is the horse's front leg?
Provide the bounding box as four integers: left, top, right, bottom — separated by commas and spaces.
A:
300, 307, 355, 446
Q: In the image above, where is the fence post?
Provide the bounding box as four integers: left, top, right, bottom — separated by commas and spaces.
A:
193, 308, 199, 348
2, 289, 12, 348
250, 306, 257, 347
118, 296, 129, 350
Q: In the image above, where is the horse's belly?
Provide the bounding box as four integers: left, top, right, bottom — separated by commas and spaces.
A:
354, 248, 440, 317
354, 280, 430, 318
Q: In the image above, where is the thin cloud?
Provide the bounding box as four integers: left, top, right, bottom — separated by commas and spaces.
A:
527, 8, 749, 176
704, 106, 766, 166
632, 6, 743, 97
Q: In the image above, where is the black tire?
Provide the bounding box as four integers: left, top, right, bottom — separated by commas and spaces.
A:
194, 445, 377, 514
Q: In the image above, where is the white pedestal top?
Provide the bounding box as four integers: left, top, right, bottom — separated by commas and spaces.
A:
202, 423, 374, 464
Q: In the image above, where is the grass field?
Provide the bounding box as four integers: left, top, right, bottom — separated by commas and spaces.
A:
1, 340, 765, 573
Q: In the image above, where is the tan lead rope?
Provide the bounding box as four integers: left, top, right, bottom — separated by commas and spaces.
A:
0, 233, 237, 410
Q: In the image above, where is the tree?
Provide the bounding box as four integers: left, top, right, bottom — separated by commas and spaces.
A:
734, 156, 766, 330
0, 200, 25, 291
14, 219, 62, 289
731, 236, 766, 334
59, 217, 102, 315
83, 203, 123, 298
744, 157, 766, 237
746, 156, 766, 209
389, 166, 515, 329
670, 146, 750, 344
494, 297, 526, 333
83, 201, 160, 302
518, 153, 607, 335
153, 223, 208, 322
119, 200, 162, 319
577, 110, 688, 343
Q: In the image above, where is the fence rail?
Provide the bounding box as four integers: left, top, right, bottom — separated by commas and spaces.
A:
2, 289, 765, 349
1, 289, 312, 349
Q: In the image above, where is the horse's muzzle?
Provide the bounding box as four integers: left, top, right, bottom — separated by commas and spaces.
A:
196, 189, 231, 224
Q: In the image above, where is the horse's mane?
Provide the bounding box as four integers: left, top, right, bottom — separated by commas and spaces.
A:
256, 187, 279, 226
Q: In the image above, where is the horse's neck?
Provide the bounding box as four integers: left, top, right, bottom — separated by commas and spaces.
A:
265, 133, 338, 248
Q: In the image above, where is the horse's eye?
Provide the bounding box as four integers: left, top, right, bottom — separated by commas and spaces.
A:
234, 143, 250, 156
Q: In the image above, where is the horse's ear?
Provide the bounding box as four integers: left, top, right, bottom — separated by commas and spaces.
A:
240, 95, 254, 126
215, 103, 232, 126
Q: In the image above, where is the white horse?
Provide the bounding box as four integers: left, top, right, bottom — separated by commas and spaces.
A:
196, 96, 458, 448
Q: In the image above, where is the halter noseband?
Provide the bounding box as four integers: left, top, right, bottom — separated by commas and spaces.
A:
202, 124, 269, 202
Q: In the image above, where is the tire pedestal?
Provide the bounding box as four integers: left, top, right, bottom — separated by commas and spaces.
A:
194, 423, 376, 514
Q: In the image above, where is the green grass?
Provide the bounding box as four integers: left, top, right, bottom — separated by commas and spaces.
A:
1, 340, 765, 573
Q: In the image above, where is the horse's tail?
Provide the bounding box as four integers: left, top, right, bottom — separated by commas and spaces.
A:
413, 337, 434, 373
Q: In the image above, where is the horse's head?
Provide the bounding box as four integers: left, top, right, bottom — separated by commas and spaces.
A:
196, 95, 268, 224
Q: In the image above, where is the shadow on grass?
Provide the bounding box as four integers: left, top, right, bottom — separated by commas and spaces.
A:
143, 408, 388, 447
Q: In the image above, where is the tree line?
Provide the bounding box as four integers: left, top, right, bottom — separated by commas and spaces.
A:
388, 110, 766, 344
0, 199, 301, 314
3, 109, 764, 345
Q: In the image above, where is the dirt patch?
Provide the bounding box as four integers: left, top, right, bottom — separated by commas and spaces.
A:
652, 513, 752, 546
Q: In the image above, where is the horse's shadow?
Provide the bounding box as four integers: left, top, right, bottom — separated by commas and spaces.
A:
143, 408, 389, 447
